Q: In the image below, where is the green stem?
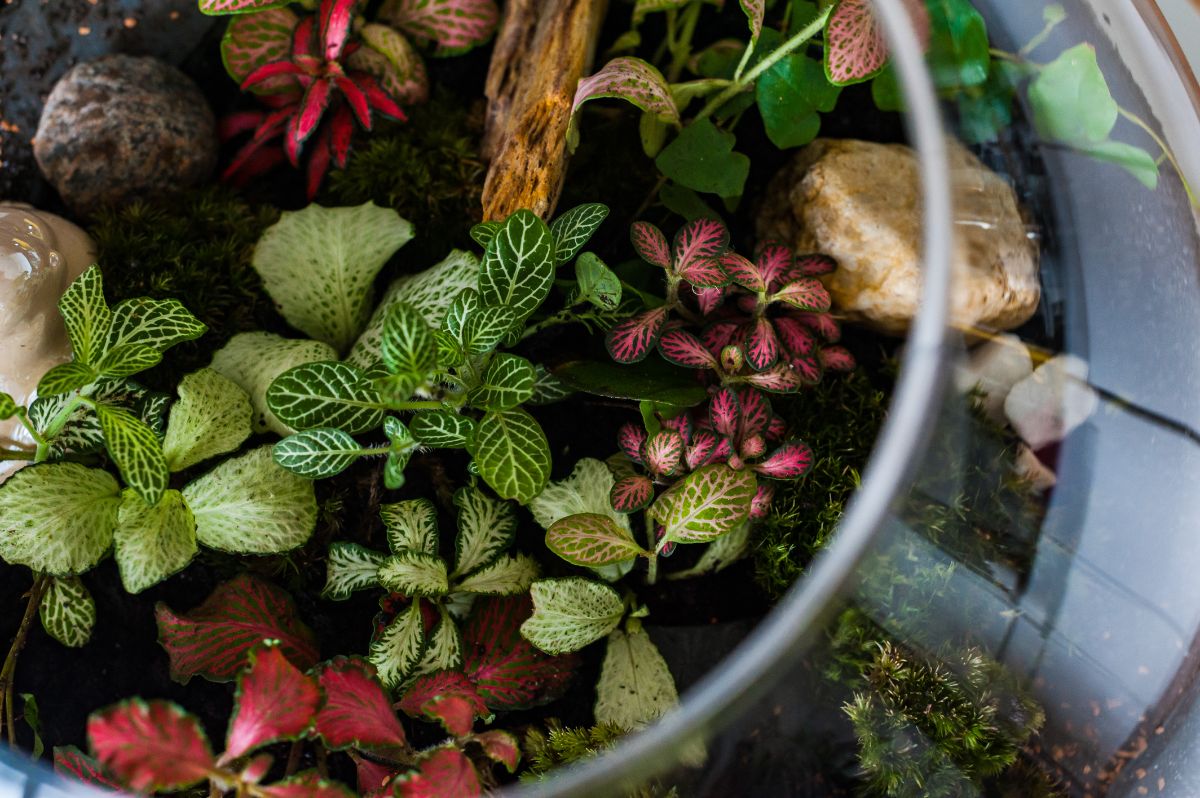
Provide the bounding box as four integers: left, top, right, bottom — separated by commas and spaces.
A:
646, 553, 659, 585
13, 410, 47, 451
1018, 14, 1065, 57
667, 1, 703, 82
1, 575, 49, 747
520, 307, 579, 340
694, 5, 834, 123
0, 451, 34, 462
732, 36, 756, 82
1118, 107, 1200, 207
34, 395, 84, 463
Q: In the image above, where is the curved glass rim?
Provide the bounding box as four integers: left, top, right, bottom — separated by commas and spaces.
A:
508, 1, 956, 795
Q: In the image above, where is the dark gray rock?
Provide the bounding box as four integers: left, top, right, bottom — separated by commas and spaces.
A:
33, 54, 217, 217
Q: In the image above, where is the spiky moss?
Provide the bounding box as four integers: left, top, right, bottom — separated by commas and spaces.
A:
520, 720, 676, 797
323, 89, 485, 265
88, 186, 279, 392
752, 367, 890, 598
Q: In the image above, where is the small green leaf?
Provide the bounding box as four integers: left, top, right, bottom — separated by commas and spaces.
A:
471, 409, 551, 503
463, 305, 518, 357
113, 489, 197, 594
470, 221, 502, 249
468, 353, 537, 411
574, 253, 622, 311
39, 576, 96, 648
1080, 139, 1160, 189
369, 602, 426, 689
267, 361, 385, 434
58, 265, 112, 367
549, 203, 609, 265
96, 404, 169, 507
378, 550, 450, 596
479, 210, 556, 331
453, 554, 538, 595
182, 446, 316, 554
451, 486, 517, 578
0, 392, 16, 419
443, 289, 481, 341
381, 498, 439, 556
655, 119, 750, 197
162, 369, 253, 472
1028, 43, 1116, 147
411, 410, 476, 448
652, 464, 756, 544
102, 297, 207, 360
380, 302, 437, 382
93, 343, 163, 379
37, 362, 96, 397
595, 627, 679, 729
554, 360, 706, 407
273, 428, 365, 479
547, 513, 648, 567
520, 578, 625, 655
323, 542, 387, 600
756, 53, 839, 149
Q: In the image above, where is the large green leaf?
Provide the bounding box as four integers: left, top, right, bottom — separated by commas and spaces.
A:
39, 576, 97, 648
655, 119, 750, 197
95, 404, 169, 507
0, 463, 120, 575
549, 203, 609, 265
1028, 43, 1116, 147
520, 578, 625, 655
273, 428, 365, 479
451, 486, 517, 579
162, 369, 253, 472
453, 554, 538, 596
381, 498, 439, 556
182, 446, 316, 554
594, 627, 679, 729
553, 360, 706, 407
266, 361, 385, 434
479, 210, 556, 330
756, 53, 839, 149
410, 410, 476, 448
652, 464, 756, 544
369, 602, 426, 689
471, 409, 551, 503
380, 302, 437, 383
323, 542, 387, 600
378, 550, 450, 596
210, 332, 340, 435
546, 513, 648, 567
58, 265, 111, 367
467, 353, 536, 411
113, 490, 197, 594
252, 203, 414, 352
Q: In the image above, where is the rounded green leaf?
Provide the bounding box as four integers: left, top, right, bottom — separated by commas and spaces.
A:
381, 302, 437, 382
467, 353, 536, 411
463, 305, 517, 357
1028, 43, 1117, 147
471, 409, 551, 503
163, 369, 254, 472
273, 428, 365, 479
550, 203, 609, 265
40, 576, 97, 648
574, 252, 622, 311
266, 361, 385, 434
546, 513, 648, 567
411, 410, 476, 448
520, 577, 625, 655
479, 210, 556, 330
652, 464, 756, 544
114, 490, 198, 594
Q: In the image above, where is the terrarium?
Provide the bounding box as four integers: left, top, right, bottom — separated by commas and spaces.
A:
0, 1, 1197, 797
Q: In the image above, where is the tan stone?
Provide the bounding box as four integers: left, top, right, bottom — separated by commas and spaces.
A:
757, 138, 1040, 336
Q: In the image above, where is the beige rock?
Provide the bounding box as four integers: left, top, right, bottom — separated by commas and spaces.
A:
1004, 353, 1098, 451
953, 333, 1033, 426
0, 204, 95, 474
757, 138, 1040, 336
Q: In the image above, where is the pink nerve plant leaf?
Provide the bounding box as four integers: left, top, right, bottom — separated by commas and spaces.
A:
797, 311, 842, 342
701, 321, 741, 356
719, 251, 766, 292
750, 482, 775, 519
672, 218, 730, 275
766, 414, 788, 442
605, 307, 669, 363
394, 746, 481, 798
661, 411, 693, 444
736, 388, 772, 439
54, 747, 123, 791
794, 253, 838, 276
709, 387, 741, 438
790, 354, 824, 385
744, 316, 781, 371
754, 440, 814, 479
474, 730, 520, 772
293, 15, 317, 57
314, 657, 408, 751
320, 0, 358, 61
740, 0, 765, 40
630, 221, 672, 269
745, 363, 804, 393
380, 0, 500, 56
224, 644, 323, 761
772, 277, 831, 312
306, 124, 334, 199
88, 701, 214, 792
547, 513, 648, 567
677, 257, 729, 288
643, 430, 685, 476
820, 345, 857, 371
824, 0, 930, 85
658, 329, 718, 369
397, 671, 487, 737
617, 422, 648, 465
335, 76, 372, 128
611, 474, 656, 513
263, 772, 354, 798
755, 243, 793, 291
572, 56, 680, 124
695, 286, 726, 315
354, 754, 402, 798
201, 0, 293, 15
774, 315, 818, 357
685, 429, 721, 470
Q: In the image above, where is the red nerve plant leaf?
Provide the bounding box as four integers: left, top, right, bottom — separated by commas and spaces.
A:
672, 218, 729, 275
605, 307, 669, 364
54, 746, 123, 791
397, 671, 487, 737
263, 771, 354, 798
610, 474, 655, 513
315, 657, 408, 750
155, 573, 319, 684
224, 644, 323, 761
221, 8, 301, 93
394, 746, 481, 798
474, 730, 520, 772
630, 221, 671, 269
88, 700, 214, 792
753, 440, 814, 480
824, 0, 928, 85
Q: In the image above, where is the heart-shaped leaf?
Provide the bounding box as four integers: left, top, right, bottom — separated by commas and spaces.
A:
657, 329, 718, 369
221, 7, 300, 93
378, 550, 449, 596
479, 209, 556, 331
753, 439, 814, 479
550, 203, 610, 265
381, 499, 439, 556
394, 746, 480, 798
547, 513, 648, 567
595, 627, 679, 729
653, 464, 756, 544
163, 369, 253, 473
757, 53, 840, 149
225, 644, 322, 760
471, 409, 551, 503
610, 475, 655, 513
114, 489, 197, 594
411, 411, 475, 448
315, 657, 408, 750
274, 428, 365, 479
396, 671, 486, 736
378, 0, 500, 56
369, 601, 426, 689
88, 701, 213, 792
40, 576, 96, 648
520, 578, 625, 655
155, 574, 318, 684
630, 221, 672, 270
605, 307, 670, 364
655, 119, 749, 197
267, 361, 385, 434
381, 303, 437, 382
324, 542, 387, 600
468, 353, 536, 411
572, 57, 680, 127
96, 404, 169, 507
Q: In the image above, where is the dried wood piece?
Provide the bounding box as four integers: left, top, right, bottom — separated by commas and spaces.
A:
481, 0, 608, 221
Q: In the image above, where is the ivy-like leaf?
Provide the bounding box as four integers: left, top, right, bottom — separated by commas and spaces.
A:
211, 333, 340, 435
394, 746, 481, 798
479, 209, 556, 331
39, 576, 97, 648
163, 369, 253, 472
0, 463, 121, 576
451, 486, 516, 578
378, 0, 500, 56
572, 57, 680, 125
630, 222, 672, 270
605, 307, 669, 364
411, 410, 475, 448
95, 404, 169, 507
274, 428, 365, 479
220, 7, 300, 93
396, 671, 486, 736
88, 701, 214, 792
381, 498, 439, 556
369, 601, 426, 689
574, 252, 622, 311
155, 573, 319, 684
225, 644, 322, 760
252, 203, 414, 352
114, 489, 197, 594
657, 329, 717, 369
520, 578, 625, 655
550, 203, 609, 265
546, 513, 648, 567
58, 265, 111, 367
653, 464, 756, 544
655, 119, 749, 197
471, 408, 551, 503
315, 657, 408, 750
594, 627, 680, 729
268, 361, 385, 434
183, 446, 317, 554
323, 542, 387, 600
610, 475, 655, 513
453, 554, 538, 595
381, 303, 437, 383
379, 550, 450, 597
467, 353, 536, 411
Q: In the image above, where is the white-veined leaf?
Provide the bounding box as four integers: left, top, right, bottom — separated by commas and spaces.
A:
451, 486, 516, 578
380, 302, 437, 382
519, 577, 624, 655
95, 404, 169, 507
549, 203, 609, 265
414, 606, 463, 675
410, 410, 475, 448
369, 602, 426, 689
113, 489, 197, 594
273, 428, 365, 479
595, 627, 679, 729
652, 464, 756, 544
478, 210, 555, 331
323, 542, 387, 600
528, 364, 573, 405
471, 409, 551, 503
442, 288, 481, 341
467, 353, 536, 411
100, 296, 206, 361
381, 498, 439, 556
162, 369, 253, 472
378, 550, 450, 596
453, 554, 538, 595
37, 361, 96, 397
58, 265, 111, 367
266, 361, 385, 434
462, 305, 517, 357
39, 576, 96, 648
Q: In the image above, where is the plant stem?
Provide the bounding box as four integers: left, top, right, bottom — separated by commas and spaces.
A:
667, 1, 703, 82
1018, 14, 1065, 57
0, 575, 49, 747
694, 5, 834, 123
13, 410, 47, 451
34, 395, 84, 463
1118, 107, 1200, 207
520, 307, 579, 340
0, 451, 34, 462
285, 741, 303, 777
383, 399, 448, 412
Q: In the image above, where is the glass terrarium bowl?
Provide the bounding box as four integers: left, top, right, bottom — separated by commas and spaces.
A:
2, 1, 1199, 797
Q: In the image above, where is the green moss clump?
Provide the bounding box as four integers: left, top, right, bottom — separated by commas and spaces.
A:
323, 89, 485, 264
88, 185, 279, 391
520, 720, 676, 798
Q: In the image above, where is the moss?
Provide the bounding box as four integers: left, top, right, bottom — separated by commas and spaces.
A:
322, 89, 486, 265
88, 185, 279, 392
520, 719, 676, 798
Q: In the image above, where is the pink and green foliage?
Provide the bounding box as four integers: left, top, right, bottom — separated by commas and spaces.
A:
354, 755, 401, 798
263, 773, 354, 798
224, 644, 323, 760
572, 56, 681, 126
672, 217, 729, 275
314, 658, 408, 751
474, 730, 520, 773
378, 0, 500, 56
546, 513, 649, 567
643, 430, 685, 476
87, 701, 215, 792
653, 463, 757, 544
824, 0, 931, 85
462, 595, 580, 711
394, 747, 481, 798
658, 329, 718, 369
605, 306, 670, 364
611, 474, 655, 513
155, 573, 319, 684
631, 221, 672, 270
201, 0, 291, 14
54, 746, 123, 791
221, 8, 301, 92
397, 671, 488, 736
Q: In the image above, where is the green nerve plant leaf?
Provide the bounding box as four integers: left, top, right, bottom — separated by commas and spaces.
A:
652, 463, 756, 544
40, 576, 97, 648
463, 305, 517, 357
453, 554, 538, 595
655, 118, 750, 198
451, 486, 517, 579
58, 265, 111, 367
411, 410, 476, 447
95, 404, 169, 507
546, 513, 648, 567
528, 364, 573, 405
413, 605, 464, 675
114, 489, 197, 594
470, 221, 501, 249
100, 297, 207, 364
378, 550, 450, 597
273, 428, 365, 479
380, 302, 437, 383
377, 0, 500, 56
471, 408, 551, 503
468, 353, 536, 411
252, 202, 414, 352
595, 627, 679, 729
37, 361, 95, 397
323, 542, 387, 600
574, 252, 622, 311
479, 209, 556, 331
520, 578, 625, 655
549, 203, 609, 265
182, 446, 316, 554
369, 601, 426, 689
211, 332, 339, 435
162, 369, 253, 472
267, 361, 385, 434
349, 22, 430, 106
381, 498, 440, 556
443, 288, 480, 342
0, 392, 15, 419
0, 464, 120, 575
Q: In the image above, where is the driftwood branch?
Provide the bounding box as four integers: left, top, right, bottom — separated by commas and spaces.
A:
481, 0, 608, 221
